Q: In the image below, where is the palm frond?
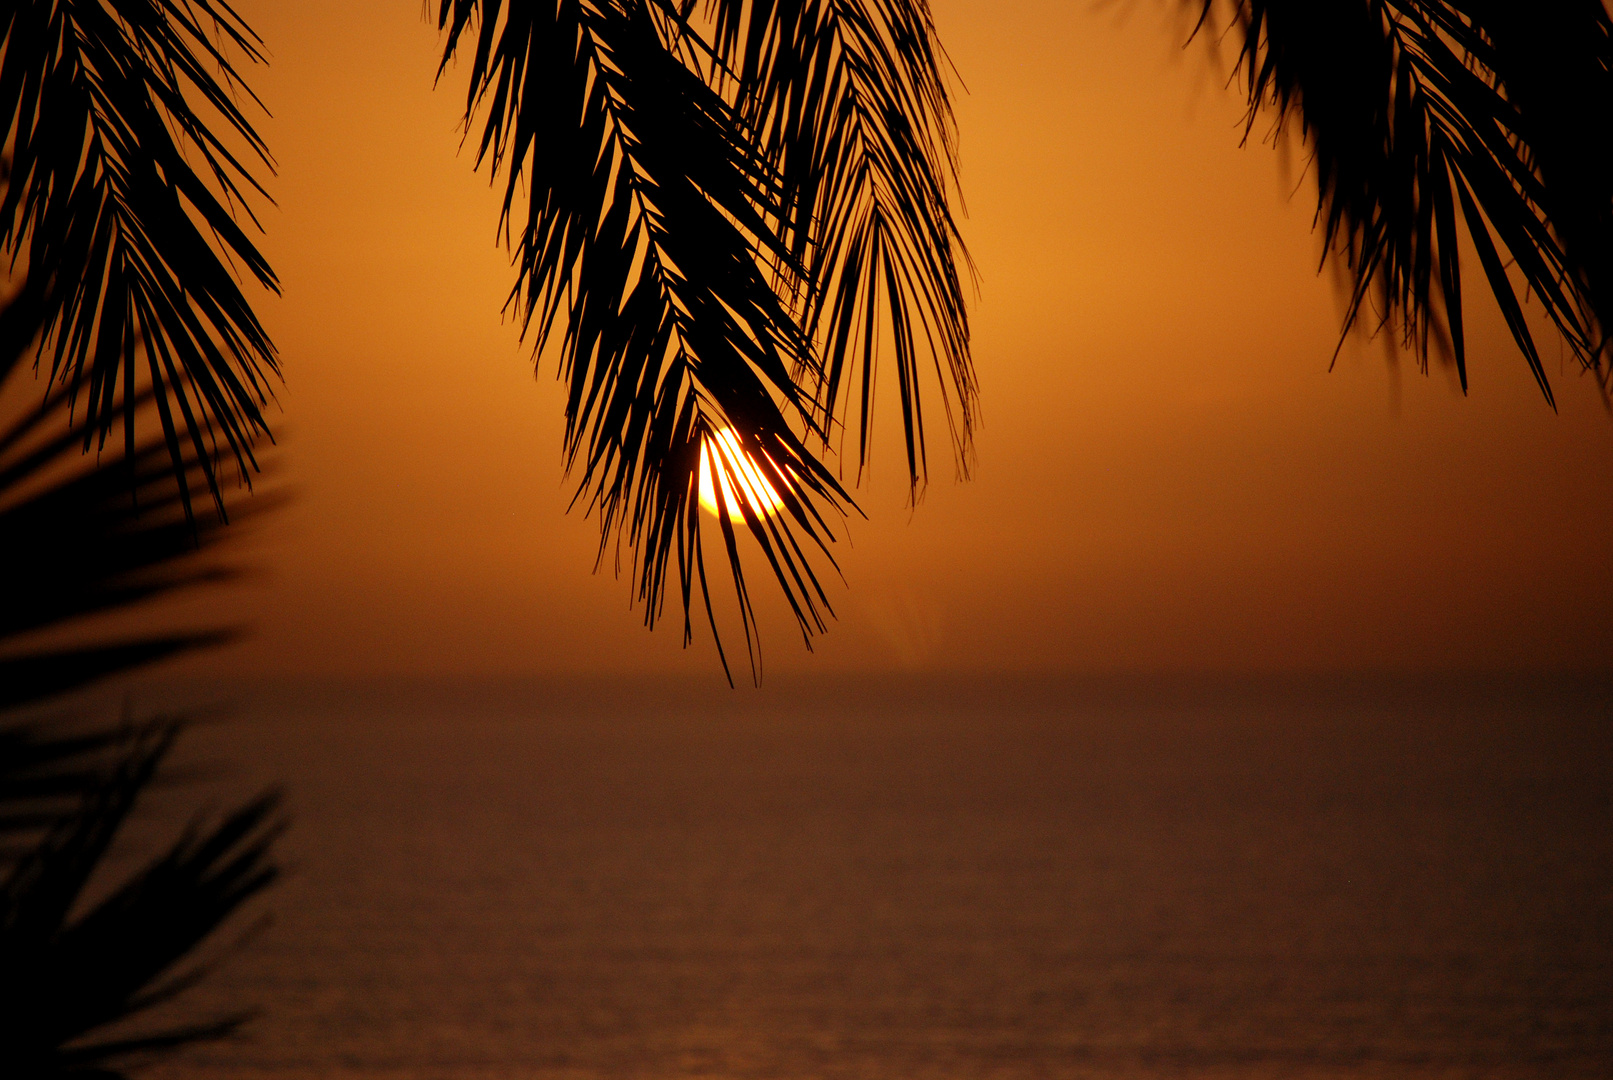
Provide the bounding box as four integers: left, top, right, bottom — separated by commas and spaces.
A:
1192, 0, 1613, 398
0, 720, 122, 851
0, 378, 256, 710
438, 0, 871, 677
0, 282, 283, 1077
704, 0, 975, 484
1, 0, 279, 511
0, 716, 283, 1078
437, 0, 972, 674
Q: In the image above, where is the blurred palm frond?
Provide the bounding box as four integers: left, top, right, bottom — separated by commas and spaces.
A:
0, 280, 283, 1078
0, 716, 283, 1079
0, 719, 123, 850
0, 284, 258, 710
1193, 0, 1613, 399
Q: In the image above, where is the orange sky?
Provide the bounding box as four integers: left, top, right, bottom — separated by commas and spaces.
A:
148, 0, 1613, 679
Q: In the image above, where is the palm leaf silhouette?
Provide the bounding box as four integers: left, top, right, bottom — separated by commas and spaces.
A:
435, 0, 974, 678
1, 0, 279, 515
701, 0, 976, 482
0, 718, 283, 1079
1192, 1, 1612, 399
0, 384, 245, 710
0, 283, 283, 1079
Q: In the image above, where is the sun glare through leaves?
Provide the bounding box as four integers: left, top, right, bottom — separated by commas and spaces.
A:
698, 428, 785, 522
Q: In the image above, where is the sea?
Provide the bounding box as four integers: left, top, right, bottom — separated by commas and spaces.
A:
90, 673, 1612, 1080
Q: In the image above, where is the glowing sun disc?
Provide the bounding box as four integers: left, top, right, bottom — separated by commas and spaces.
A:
698, 427, 784, 521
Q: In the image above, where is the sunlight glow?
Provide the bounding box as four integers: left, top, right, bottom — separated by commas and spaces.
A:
698, 427, 785, 521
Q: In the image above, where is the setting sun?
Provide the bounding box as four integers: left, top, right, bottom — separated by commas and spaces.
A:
698, 427, 785, 521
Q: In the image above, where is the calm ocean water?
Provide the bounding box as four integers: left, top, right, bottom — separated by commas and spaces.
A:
114, 675, 1611, 1080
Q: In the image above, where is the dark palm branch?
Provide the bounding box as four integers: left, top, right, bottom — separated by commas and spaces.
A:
0, 383, 250, 709
1, 0, 279, 514
436, 0, 972, 675
1193, 1, 1613, 400
0, 277, 267, 709
0, 717, 283, 1079
0, 284, 283, 1078
704, 0, 975, 482
0, 720, 123, 854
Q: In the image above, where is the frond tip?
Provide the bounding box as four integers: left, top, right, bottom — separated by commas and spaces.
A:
1193, 0, 1613, 399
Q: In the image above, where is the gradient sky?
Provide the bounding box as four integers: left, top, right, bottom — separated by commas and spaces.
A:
146, 0, 1613, 679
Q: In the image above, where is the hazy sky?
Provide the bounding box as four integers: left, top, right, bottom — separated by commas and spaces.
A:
149, 0, 1613, 679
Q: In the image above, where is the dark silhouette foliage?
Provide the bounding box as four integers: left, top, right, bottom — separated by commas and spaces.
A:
0, 284, 283, 1078
1193, 0, 1613, 399
1, 3, 289, 1060
7, 0, 1609, 681
0, 717, 282, 1079
0, 0, 280, 516
435, 0, 976, 677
